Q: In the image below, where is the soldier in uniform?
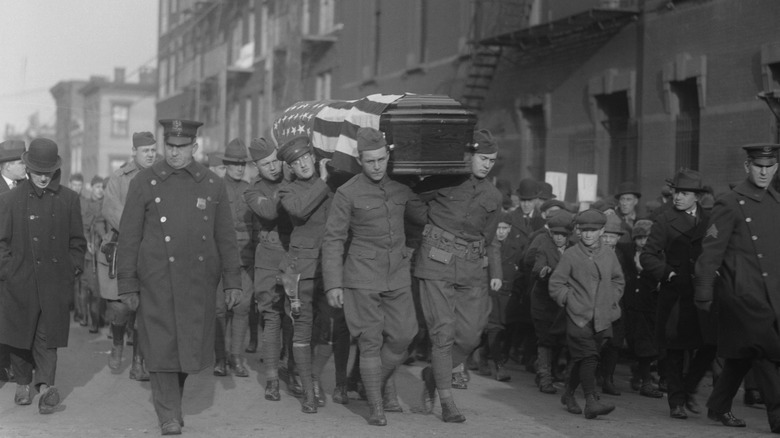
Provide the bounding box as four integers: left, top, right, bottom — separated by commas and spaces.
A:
212, 138, 254, 378
116, 119, 242, 435
415, 129, 503, 423
642, 168, 716, 420
0, 139, 26, 383
277, 135, 336, 414
695, 144, 780, 432
78, 175, 106, 333
322, 127, 426, 426
101, 131, 158, 379
0, 138, 86, 414
244, 137, 293, 401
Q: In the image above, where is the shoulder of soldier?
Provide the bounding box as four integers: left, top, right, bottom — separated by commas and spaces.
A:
118, 160, 138, 175
336, 174, 362, 193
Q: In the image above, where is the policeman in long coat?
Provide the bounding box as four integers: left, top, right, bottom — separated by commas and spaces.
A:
695, 144, 780, 431
640, 168, 716, 419
116, 119, 241, 435
0, 138, 86, 413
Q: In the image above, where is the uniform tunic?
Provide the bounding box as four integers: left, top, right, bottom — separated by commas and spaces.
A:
322, 173, 425, 356
116, 160, 241, 373
695, 180, 780, 359
0, 177, 86, 349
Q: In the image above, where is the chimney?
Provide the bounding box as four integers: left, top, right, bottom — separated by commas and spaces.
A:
114, 67, 126, 84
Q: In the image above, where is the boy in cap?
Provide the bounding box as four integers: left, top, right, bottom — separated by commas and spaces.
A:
243, 137, 296, 401
117, 119, 242, 435
0, 138, 87, 414
695, 144, 780, 431
77, 175, 106, 333
549, 208, 624, 419
530, 210, 574, 394
642, 168, 716, 420
322, 127, 426, 425
414, 128, 503, 422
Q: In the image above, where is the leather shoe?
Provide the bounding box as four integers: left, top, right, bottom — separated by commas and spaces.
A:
312, 379, 326, 407
228, 354, 249, 378
744, 389, 764, 406
639, 384, 663, 399
265, 379, 280, 401
367, 402, 387, 426
421, 366, 436, 414
685, 395, 701, 414
14, 384, 31, 405
160, 419, 182, 435
670, 405, 688, 419
213, 358, 227, 377
332, 384, 349, 405
441, 398, 466, 423
38, 385, 60, 414
707, 409, 746, 427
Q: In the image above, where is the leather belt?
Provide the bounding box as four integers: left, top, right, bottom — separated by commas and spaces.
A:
422, 224, 484, 261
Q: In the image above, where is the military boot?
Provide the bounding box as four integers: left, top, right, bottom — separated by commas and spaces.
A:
368, 402, 387, 426
312, 377, 326, 407
129, 355, 150, 381
440, 397, 466, 423
476, 347, 492, 376
382, 375, 403, 413
494, 361, 511, 382
561, 388, 582, 415
584, 393, 615, 419
228, 354, 249, 377
108, 323, 125, 371
265, 379, 280, 401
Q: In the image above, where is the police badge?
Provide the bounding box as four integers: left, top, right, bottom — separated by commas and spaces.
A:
197, 198, 207, 210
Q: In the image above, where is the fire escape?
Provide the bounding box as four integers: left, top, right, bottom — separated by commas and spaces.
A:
460, 0, 641, 112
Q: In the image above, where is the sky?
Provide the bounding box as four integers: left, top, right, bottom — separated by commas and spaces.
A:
0, 0, 159, 135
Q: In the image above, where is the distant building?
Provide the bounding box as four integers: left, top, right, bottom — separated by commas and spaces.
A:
78, 67, 157, 180
157, 0, 780, 199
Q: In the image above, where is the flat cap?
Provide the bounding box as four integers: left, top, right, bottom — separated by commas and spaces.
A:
357, 127, 387, 153
0, 140, 25, 163
278, 136, 312, 164
540, 199, 567, 214
548, 211, 574, 234
159, 119, 203, 146
603, 213, 625, 235
249, 137, 277, 162
743, 143, 779, 165
575, 208, 607, 230
132, 132, 156, 148
471, 129, 498, 155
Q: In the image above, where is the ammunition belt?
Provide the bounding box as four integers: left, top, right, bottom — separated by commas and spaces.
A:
422, 224, 484, 261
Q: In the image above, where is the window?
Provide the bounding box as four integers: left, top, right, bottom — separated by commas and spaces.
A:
259, 5, 269, 57
71, 146, 82, 174
111, 104, 130, 137
316, 71, 331, 100
319, 0, 335, 34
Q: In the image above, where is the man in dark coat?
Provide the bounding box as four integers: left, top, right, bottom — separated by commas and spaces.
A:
0, 139, 26, 383
641, 168, 716, 420
695, 144, 780, 432
116, 119, 242, 435
0, 138, 86, 414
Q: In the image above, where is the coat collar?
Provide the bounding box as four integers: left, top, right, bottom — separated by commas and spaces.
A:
26, 170, 62, 197
733, 179, 780, 203
152, 160, 207, 182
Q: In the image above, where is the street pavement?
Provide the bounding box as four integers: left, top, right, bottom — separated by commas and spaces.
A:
0, 320, 772, 437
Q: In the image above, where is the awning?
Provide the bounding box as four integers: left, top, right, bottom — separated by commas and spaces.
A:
480, 8, 640, 59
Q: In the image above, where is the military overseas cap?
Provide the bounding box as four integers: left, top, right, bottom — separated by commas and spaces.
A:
743, 143, 780, 166
132, 131, 156, 148
471, 129, 498, 155
159, 119, 203, 146
278, 135, 312, 164
575, 208, 607, 231
666, 168, 706, 192
632, 219, 653, 239
603, 213, 625, 235
0, 139, 25, 163
22, 138, 61, 173
248, 137, 276, 162
217, 138, 249, 163
516, 178, 540, 200
548, 211, 574, 234
614, 181, 642, 199
356, 127, 387, 153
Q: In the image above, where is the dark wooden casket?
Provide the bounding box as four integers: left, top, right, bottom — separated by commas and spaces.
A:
380, 94, 476, 175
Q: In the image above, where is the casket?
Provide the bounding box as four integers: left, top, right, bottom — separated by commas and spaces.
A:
380, 94, 476, 175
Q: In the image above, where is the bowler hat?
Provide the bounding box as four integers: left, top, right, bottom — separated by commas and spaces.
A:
743, 143, 779, 166
278, 136, 312, 164
132, 132, 156, 148
666, 168, 706, 193
575, 208, 606, 231
0, 140, 25, 163
159, 119, 203, 146
22, 138, 61, 173
357, 127, 387, 153
614, 181, 642, 199
472, 129, 498, 155
516, 178, 540, 200
249, 137, 277, 162
604, 213, 625, 235
548, 211, 574, 234
216, 138, 249, 163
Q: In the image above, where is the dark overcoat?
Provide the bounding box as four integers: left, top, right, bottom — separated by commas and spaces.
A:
694, 180, 780, 359
640, 204, 710, 350
116, 160, 241, 373
0, 175, 86, 349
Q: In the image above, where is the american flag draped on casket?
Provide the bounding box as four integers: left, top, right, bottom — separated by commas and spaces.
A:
272, 93, 405, 175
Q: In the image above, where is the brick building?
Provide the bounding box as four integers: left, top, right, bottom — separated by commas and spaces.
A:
156, 0, 780, 199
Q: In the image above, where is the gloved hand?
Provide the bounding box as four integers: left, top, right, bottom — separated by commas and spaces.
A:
121, 292, 140, 311
225, 288, 243, 310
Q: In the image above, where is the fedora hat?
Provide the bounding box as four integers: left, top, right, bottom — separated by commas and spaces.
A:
0, 140, 25, 163
22, 138, 61, 173
666, 168, 706, 193
215, 138, 249, 163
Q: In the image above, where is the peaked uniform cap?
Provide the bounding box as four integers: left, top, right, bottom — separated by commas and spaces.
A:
159, 119, 203, 146
278, 136, 312, 164
743, 143, 779, 166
